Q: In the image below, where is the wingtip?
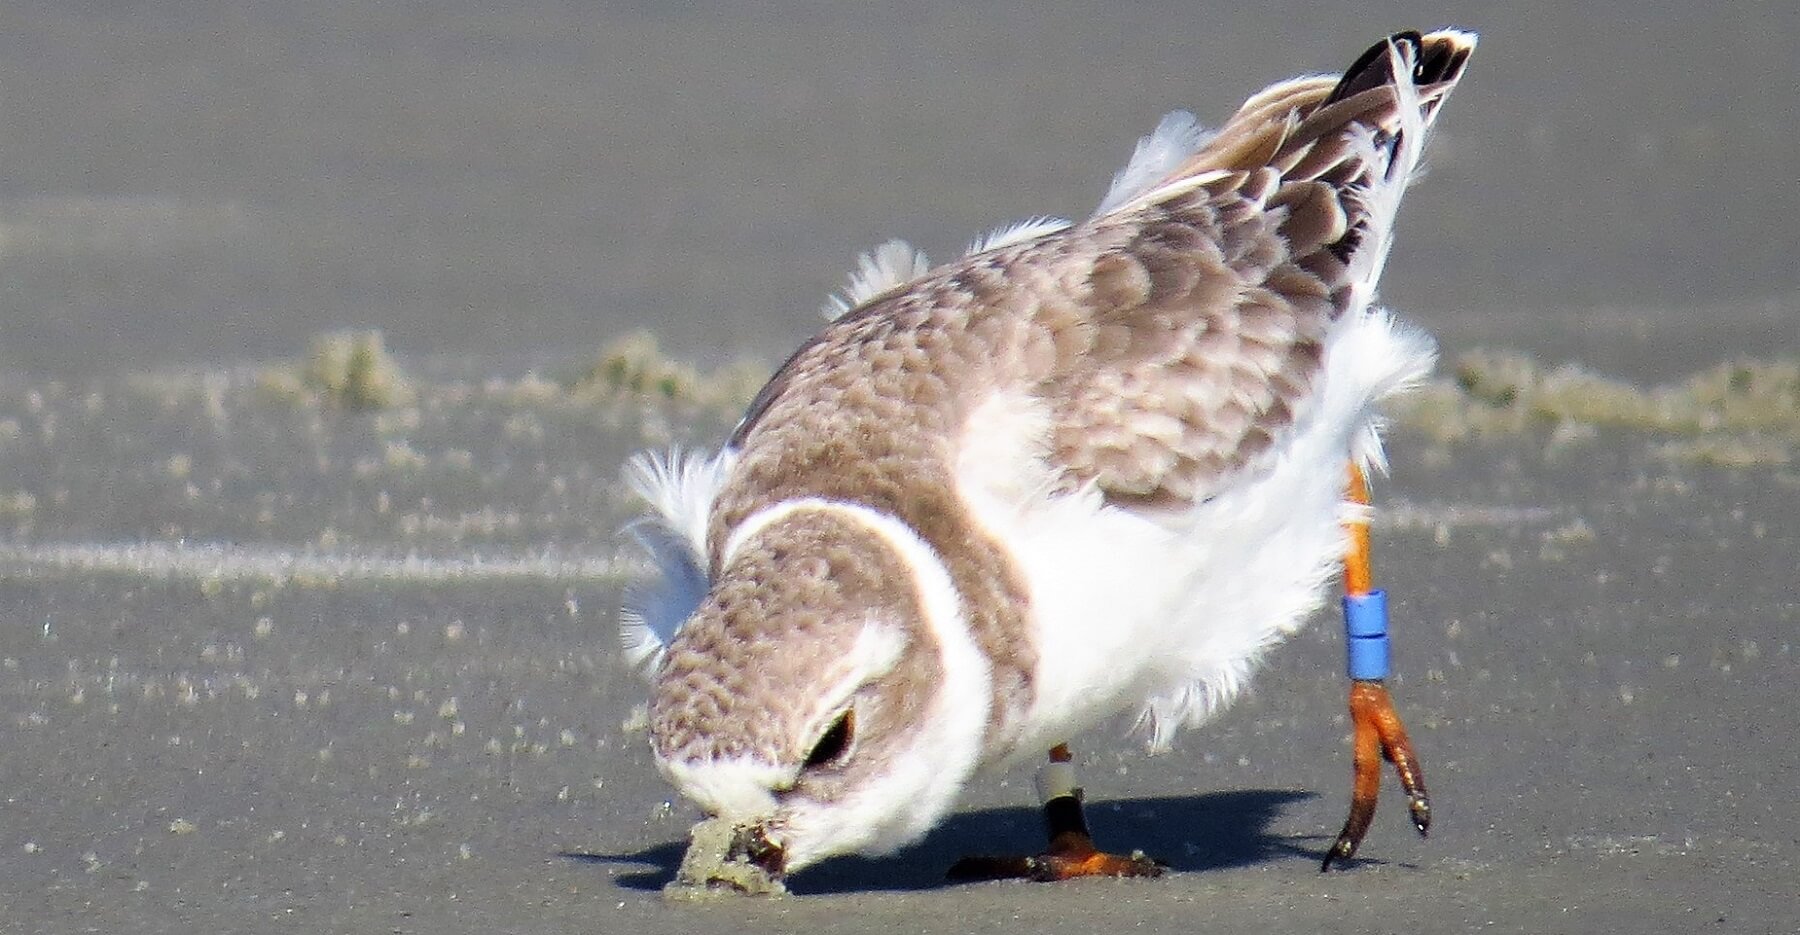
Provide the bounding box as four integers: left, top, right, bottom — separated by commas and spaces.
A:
1329, 27, 1477, 105
1417, 28, 1478, 85
1422, 27, 1479, 54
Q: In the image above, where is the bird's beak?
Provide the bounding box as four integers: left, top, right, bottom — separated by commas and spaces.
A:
726, 821, 786, 879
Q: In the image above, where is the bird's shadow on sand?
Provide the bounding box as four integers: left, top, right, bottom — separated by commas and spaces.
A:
567, 789, 1325, 895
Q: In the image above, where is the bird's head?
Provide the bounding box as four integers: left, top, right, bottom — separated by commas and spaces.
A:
647, 500, 990, 877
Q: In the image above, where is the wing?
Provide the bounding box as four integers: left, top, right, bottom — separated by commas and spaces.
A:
724, 30, 1475, 520
1041, 29, 1475, 509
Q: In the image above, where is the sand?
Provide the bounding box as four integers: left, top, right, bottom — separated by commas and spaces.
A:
3, 4, 1798, 931
1, 351, 1796, 934
665, 818, 788, 900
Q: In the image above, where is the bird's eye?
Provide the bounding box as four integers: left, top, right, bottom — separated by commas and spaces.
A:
803, 710, 855, 770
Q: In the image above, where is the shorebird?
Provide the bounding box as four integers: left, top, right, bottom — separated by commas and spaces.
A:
622, 28, 1474, 886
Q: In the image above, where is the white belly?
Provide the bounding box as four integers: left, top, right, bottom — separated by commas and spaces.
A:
958, 308, 1437, 763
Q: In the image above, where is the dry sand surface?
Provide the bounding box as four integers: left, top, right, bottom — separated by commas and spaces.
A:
0, 350, 1795, 934
2, 3, 1798, 932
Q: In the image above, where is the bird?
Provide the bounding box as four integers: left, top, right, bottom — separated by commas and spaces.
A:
620, 28, 1475, 887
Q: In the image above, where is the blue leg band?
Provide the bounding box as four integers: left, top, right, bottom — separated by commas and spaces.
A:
1343, 589, 1390, 681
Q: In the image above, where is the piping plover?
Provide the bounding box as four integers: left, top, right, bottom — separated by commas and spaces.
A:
624, 28, 1474, 887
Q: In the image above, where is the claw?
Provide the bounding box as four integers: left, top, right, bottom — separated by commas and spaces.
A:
1027, 846, 1166, 882
1321, 679, 1430, 870
949, 839, 1165, 882
950, 743, 1165, 882
1325, 464, 1431, 871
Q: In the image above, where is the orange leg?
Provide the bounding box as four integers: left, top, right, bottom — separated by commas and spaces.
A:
948, 744, 1164, 882
1322, 464, 1431, 870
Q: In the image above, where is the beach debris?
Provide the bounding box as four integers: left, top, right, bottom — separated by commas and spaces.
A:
663, 816, 787, 900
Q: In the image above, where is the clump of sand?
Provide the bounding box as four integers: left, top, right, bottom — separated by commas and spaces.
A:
662, 817, 787, 900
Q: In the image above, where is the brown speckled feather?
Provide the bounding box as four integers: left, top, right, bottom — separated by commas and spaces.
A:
707, 30, 1471, 734
653, 509, 940, 766
725, 33, 1468, 514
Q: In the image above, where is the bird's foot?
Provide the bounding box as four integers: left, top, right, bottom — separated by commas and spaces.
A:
948, 831, 1165, 882
1321, 679, 1430, 870
950, 744, 1166, 882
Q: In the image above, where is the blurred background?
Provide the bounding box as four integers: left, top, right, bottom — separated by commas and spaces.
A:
2, 0, 1796, 380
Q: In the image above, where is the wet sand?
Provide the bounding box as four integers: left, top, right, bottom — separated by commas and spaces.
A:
1, 358, 1796, 933
3, 3, 1799, 932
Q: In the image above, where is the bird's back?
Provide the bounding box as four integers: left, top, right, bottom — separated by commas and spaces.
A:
715, 29, 1474, 526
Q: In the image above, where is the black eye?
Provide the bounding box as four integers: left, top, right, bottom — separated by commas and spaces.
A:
803, 710, 855, 770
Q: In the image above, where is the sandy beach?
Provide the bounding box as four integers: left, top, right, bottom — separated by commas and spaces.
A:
2, 3, 1797, 933
2, 344, 1795, 933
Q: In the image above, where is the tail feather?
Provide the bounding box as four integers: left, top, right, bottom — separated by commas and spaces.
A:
1212, 29, 1476, 176
1137, 29, 1477, 313
1327, 29, 1424, 103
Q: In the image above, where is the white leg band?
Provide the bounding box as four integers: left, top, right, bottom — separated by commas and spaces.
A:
1035, 761, 1079, 804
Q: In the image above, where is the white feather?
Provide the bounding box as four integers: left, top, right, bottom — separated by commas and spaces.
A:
658, 615, 913, 826
737, 498, 992, 871
619, 519, 708, 675
1139, 308, 1434, 749
959, 308, 1435, 759
618, 447, 736, 677
1021, 55, 1451, 735
821, 239, 932, 320
1236, 74, 1335, 116
624, 447, 734, 556
1094, 110, 1215, 217
1343, 37, 1432, 315
659, 756, 788, 822
964, 216, 1072, 256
